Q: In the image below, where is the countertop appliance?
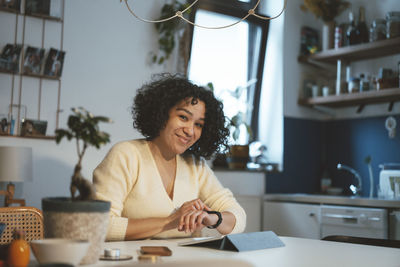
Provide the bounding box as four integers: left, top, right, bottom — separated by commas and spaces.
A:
320, 205, 388, 239
379, 163, 400, 199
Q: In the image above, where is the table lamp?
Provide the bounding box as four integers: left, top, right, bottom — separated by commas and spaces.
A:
0, 146, 32, 206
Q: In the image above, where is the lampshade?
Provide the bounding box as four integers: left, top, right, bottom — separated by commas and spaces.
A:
0, 146, 32, 182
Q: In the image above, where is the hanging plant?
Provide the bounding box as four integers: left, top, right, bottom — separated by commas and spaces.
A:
300, 0, 350, 23
152, 0, 191, 65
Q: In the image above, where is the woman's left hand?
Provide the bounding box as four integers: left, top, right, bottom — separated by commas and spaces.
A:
178, 205, 220, 233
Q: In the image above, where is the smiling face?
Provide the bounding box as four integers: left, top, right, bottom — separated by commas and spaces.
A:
155, 98, 206, 156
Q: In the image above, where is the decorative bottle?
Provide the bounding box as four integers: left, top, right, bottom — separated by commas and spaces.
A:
346, 11, 359, 45
8, 230, 30, 267
356, 7, 369, 43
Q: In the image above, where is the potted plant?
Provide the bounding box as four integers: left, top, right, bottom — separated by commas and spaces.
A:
206, 81, 254, 169
41, 107, 112, 265
227, 111, 253, 169
152, 0, 191, 65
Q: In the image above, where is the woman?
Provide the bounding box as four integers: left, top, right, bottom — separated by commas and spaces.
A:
93, 74, 246, 241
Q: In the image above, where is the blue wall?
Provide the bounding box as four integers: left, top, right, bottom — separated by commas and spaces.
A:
266, 115, 400, 197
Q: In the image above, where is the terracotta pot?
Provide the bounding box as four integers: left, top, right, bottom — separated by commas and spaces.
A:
42, 197, 110, 265
227, 145, 249, 169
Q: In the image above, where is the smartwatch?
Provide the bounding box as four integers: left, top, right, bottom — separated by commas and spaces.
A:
205, 210, 222, 229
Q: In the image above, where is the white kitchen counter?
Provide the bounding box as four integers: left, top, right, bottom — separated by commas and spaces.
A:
264, 193, 400, 209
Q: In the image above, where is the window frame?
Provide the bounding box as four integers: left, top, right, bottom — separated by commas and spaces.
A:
186, 0, 270, 140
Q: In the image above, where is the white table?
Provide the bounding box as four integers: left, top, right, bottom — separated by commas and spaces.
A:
89, 236, 400, 267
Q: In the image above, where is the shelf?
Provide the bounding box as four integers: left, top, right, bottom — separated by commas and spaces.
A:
0, 7, 62, 22
299, 37, 400, 64
0, 133, 55, 140
298, 88, 400, 108
0, 69, 60, 81
1, 0, 64, 140
0, 7, 19, 14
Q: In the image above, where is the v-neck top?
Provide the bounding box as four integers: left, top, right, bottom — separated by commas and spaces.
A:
93, 139, 246, 241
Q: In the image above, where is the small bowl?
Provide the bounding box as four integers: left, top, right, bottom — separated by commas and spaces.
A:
31, 238, 89, 266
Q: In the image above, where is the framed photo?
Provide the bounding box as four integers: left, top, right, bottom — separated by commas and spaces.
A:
20, 119, 47, 137
0, 115, 9, 134
49, 0, 62, 18
0, 0, 21, 11
43, 48, 65, 77
23, 46, 45, 75
0, 44, 22, 73
25, 0, 50, 16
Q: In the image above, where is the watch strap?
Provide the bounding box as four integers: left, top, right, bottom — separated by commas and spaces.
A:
205, 210, 222, 229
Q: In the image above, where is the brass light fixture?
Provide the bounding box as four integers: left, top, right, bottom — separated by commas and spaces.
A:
122, 0, 287, 29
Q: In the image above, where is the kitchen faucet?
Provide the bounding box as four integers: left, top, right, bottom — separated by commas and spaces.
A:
337, 163, 362, 195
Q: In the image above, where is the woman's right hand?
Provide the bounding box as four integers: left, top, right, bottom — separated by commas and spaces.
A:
168, 199, 208, 231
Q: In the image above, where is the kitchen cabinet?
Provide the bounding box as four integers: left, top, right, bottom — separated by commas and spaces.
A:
298, 37, 400, 110
214, 170, 265, 233
264, 194, 400, 240
263, 201, 321, 239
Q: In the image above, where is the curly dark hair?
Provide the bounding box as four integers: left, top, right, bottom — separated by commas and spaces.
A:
132, 74, 229, 159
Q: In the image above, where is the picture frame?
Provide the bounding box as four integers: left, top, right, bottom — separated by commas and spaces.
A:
0, 0, 21, 11
25, 0, 50, 16
23, 46, 45, 75
43, 48, 66, 77
0, 44, 22, 73
0, 115, 9, 135
20, 119, 47, 137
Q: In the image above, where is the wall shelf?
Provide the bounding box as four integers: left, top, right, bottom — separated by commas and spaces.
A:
0, 133, 55, 140
298, 88, 400, 108
299, 37, 400, 64
0, 1, 65, 139
0, 69, 60, 81
0, 7, 62, 21
298, 37, 400, 111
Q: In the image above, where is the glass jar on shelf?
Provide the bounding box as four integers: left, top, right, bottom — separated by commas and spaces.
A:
348, 77, 360, 93
369, 19, 386, 42
386, 11, 400, 39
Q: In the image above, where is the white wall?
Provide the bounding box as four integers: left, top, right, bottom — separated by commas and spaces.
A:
284, 0, 400, 120
0, 0, 178, 208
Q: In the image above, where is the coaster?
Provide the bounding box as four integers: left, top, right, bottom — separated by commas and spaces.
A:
99, 254, 133, 261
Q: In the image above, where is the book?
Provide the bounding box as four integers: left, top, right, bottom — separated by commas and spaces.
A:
178, 231, 285, 252
23, 46, 45, 75
0, 44, 22, 73
43, 48, 65, 77
25, 0, 50, 16
300, 26, 319, 56
0, 0, 21, 11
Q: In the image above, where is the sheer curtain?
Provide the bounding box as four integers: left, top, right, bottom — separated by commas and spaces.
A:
258, 1, 284, 170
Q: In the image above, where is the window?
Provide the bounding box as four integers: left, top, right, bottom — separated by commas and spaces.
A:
187, 0, 268, 145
